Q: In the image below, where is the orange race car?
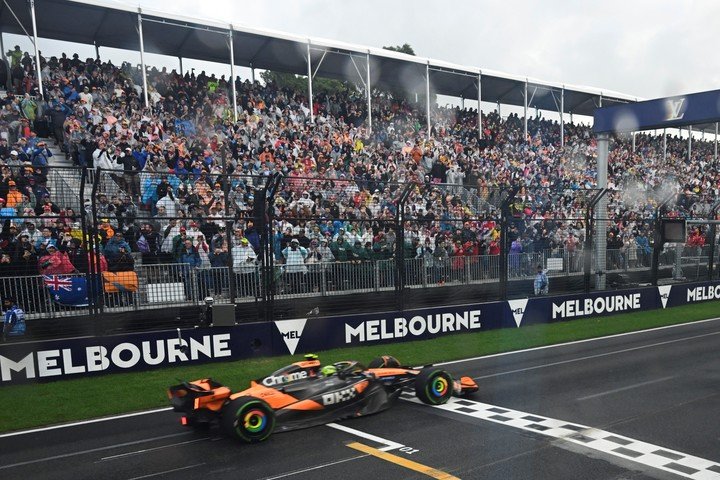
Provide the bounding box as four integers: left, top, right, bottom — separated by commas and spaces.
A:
168, 354, 478, 443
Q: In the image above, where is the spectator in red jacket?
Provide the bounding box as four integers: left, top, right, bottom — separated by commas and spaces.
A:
38, 244, 76, 275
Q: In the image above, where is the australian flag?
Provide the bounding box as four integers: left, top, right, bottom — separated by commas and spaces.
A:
43, 275, 89, 307
174, 119, 196, 137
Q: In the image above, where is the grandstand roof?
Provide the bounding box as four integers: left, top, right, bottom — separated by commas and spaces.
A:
0, 0, 653, 117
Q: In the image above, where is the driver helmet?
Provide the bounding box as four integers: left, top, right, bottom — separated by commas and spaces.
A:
320, 365, 337, 377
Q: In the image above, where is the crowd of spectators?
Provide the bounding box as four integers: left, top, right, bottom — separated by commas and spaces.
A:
0, 47, 717, 297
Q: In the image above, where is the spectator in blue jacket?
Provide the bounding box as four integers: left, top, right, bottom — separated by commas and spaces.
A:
179, 239, 200, 268
534, 265, 549, 296
2, 296, 25, 340
31, 141, 53, 170
103, 232, 131, 261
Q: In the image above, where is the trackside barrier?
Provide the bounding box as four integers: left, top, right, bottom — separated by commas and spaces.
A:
4, 246, 715, 319
2, 279, 720, 385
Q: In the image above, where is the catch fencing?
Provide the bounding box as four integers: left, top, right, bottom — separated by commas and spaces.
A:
3, 166, 719, 332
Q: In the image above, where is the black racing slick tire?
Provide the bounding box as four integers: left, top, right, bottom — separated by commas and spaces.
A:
415, 368, 453, 405
368, 355, 401, 369
221, 396, 276, 443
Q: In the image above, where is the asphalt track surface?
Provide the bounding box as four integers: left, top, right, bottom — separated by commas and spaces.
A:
2, 318, 720, 480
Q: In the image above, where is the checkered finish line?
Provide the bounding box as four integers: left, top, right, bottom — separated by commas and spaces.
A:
401, 393, 720, 479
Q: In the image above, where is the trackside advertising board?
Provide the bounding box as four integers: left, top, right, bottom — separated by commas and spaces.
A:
1, 281, 719, 385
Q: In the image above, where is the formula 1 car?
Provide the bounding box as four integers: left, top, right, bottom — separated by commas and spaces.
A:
168, 354, 478, 443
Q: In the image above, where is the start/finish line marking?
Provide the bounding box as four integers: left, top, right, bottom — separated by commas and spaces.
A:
347, 442, 460, 480
401, 394, 720, 480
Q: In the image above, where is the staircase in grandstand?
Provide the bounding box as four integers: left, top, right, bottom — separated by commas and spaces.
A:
436, 183, 498, 217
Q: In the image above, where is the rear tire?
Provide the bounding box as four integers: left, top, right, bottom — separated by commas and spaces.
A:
415, 368, 453, 405
221, 396, 276, 443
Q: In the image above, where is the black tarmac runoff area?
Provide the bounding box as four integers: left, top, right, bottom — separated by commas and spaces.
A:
2, 318, 720, 480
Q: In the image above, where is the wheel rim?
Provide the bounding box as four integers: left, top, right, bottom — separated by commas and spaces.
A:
241, 408, 267, 434
429, 375, 449, 398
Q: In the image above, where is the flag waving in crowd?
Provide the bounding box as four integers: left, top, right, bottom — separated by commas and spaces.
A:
43, 275, 89, 307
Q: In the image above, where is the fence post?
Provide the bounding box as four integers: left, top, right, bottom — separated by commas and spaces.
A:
321, 265, 327, 296
651, 194, 675, 286
499, 187, 519, 300
585, 189, 606, 292
395, 184, 414, 310
223, 172, 237, 303
254, 173, 283, 320
89, 168, 105, 335
674, 243, 683, 279
708, 224, 717, 280
374, 261, 380, 292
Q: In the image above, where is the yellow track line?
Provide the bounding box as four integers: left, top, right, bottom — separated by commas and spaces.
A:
347, 442, 460, 480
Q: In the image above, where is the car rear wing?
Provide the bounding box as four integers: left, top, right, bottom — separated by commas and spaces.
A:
167, 378, 231, 412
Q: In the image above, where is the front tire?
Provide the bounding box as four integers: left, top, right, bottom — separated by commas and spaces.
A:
415, 368, 453, 405
221, 396, 276, 443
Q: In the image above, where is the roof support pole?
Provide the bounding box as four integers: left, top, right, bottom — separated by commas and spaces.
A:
523, 79, 528, 142
715, 123, 718, 161
366, 52, 372, 133
460, 95, 464, 110
477, 73, 482, 139
560, 86, 565, 147
178, 57, 183, 76
228, 27, 237, 123
631, 132, 635, 152
595, 133, 609, 290
599, 93, 603, 108
663, 128, 667, 162
94, 41, 100, 61
137, 9, 149, 109
688, 125, 692, 161
497, 100, 501, 118
425, 61, 431, 139
29, 0, 43, 99
306, 42, 314, 124
250, 63, 255, 83
0, 33, 5, 64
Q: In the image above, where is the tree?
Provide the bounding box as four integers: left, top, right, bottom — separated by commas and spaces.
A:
382, 44, 416, 56
260, 70, 359, 97
380, 44, 428, 105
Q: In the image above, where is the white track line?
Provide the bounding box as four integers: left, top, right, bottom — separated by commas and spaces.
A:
259, 455, 368, 480
576, 376, 675, 401
473, 331, 720, 380
0, 432, 189, 470
436, 315, 720, 367
326, 422, 404, 451
0, 407, 173, 439
4, 316, 719, 438
402, 394, 720, 479
98, 437, 210, 461
127, 463, 205, 480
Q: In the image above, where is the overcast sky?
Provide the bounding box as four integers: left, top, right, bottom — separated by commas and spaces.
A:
7, 0, 720, 103
139, 0, 720, 99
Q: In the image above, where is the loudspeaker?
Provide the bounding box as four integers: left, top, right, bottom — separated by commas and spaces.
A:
212, 304, 236, 326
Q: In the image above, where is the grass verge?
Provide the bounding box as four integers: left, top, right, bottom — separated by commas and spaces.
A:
1, 301, 718, 433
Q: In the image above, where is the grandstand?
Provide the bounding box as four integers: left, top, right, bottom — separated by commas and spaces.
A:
0, 0, 718, 338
